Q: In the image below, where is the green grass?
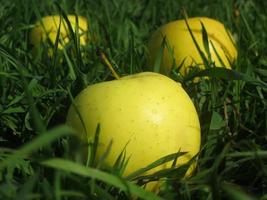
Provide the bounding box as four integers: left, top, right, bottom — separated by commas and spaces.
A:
0, 0, 267, 199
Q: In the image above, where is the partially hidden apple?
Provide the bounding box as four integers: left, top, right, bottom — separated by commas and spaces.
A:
30, 15, 88, 55
66, 71, 201, 191
147, 17, 238, 76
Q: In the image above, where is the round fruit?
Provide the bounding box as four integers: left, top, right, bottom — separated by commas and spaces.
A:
147, 17, 237, 75
67, 72, 200, 184
30, 15, 88, 55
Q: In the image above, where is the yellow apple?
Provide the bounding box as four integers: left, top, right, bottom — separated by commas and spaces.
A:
66, 72, 201, 190
30, 15, 88, 55
147, 17, 238, 75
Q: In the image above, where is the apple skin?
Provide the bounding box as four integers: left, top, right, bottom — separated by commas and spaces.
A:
67, 72, 200, 184
30, 15, 88, 55
147, 17, 238, 75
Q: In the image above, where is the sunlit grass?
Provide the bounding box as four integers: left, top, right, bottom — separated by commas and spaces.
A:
0, 0, 266, 199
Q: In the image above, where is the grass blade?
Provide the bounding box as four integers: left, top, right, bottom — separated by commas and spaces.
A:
183, 67, 267, 88
200, 21, 211, 62
42, 158, 163, 200
222, 182, 256, 200
153, 36, 166, 73
0, 125, 75, 169
0, 44, 46, 133
184, 17, 209, 68
126, 151, 186, 180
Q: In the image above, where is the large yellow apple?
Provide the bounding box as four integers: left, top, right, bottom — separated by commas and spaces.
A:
66, 72, 200, 189
147, 17, 238, 75
30, 15, 88, 55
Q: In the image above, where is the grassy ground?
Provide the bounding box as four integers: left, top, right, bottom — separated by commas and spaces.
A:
0, 0, 267, 199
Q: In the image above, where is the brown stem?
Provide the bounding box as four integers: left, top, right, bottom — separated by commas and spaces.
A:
97, 49, 120, 79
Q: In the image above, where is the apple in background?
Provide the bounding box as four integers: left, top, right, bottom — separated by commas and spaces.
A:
29, 15, 88, 55
67, 72, 200, 191
147, 17, 238, 76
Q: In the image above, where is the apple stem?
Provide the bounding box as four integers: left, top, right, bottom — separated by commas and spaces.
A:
98, 50, 120, 79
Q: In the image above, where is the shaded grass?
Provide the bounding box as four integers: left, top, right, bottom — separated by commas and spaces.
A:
0, 0, 267, 199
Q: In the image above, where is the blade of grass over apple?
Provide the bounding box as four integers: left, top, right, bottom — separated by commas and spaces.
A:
134, 155, 198, 185
66, 87, 88, 146
112, 142, 131, 175
152, 36, 166, 73
210, 40, 227, 67
55, 3, 82, 63
88, 123, 100, 167
50, 14, 62, 78
170, 57, 187, 82
165, 36, 178, 72
62, 44, 77, 81
184, 17, 210, 68
96, 140, 113, 168
126, 151, 186, 180
134, 162, 191, 185
41, 158, 163, 200
200, 21, 212, 63
55, 3, 88, 87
